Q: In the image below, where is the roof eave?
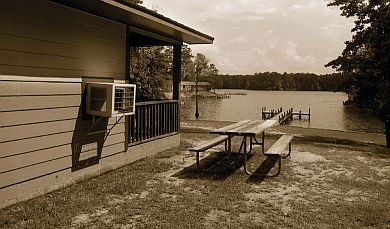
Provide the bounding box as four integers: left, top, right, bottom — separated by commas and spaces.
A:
51, 0, 214, 45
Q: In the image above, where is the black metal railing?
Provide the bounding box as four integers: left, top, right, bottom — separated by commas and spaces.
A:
128, 100, 179, 144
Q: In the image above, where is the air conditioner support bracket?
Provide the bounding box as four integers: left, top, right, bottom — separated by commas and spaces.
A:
87, 116, 105, 135
87, 115, 124, 136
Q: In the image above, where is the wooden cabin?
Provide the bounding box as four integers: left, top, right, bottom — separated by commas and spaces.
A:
0, 0, 213, 208
181, 81, 212, 92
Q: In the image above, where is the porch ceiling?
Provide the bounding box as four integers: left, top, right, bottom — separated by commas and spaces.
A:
51, 0, 214, 45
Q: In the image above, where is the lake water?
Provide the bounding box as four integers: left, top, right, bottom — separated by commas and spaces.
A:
180, 90, 385, 134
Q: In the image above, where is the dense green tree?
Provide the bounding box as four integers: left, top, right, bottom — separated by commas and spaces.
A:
130, 46, 171, 100
325, 0, 390, 147
194, 53, 209, 82
181, 45, 195, 81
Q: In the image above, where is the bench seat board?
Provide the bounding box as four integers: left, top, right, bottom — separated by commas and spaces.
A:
189, 135, 229, 152
265, 135, 293, 155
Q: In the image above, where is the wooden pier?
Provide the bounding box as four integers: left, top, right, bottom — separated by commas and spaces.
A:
223, 92, 247, 96
261, 107, 283, 120
261, 107, 311, 124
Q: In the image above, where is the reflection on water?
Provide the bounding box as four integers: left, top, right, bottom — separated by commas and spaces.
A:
180, 90, 385, 134
342, 106, 384, 134
181, 97, 223, 121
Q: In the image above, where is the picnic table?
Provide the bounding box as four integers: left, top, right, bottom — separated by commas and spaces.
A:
210, 119, 278, 174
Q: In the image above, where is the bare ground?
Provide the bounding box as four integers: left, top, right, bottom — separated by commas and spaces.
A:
1, 131, 390, 229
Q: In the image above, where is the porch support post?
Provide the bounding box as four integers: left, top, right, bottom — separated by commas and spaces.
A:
172, 44, 182, 100
173, 44, 182, 132
124, 26, 131, 150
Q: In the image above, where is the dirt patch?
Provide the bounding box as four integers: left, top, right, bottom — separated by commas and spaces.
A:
159, 193, 178, 201
246, 183, 305, 215
238, 212, 265, 225
291, 150, 328, 163
204, 210, 230, 226
71, 208, 109, 227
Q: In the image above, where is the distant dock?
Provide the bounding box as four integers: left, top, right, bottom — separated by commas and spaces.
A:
222, 92, 247, 96
261, 107, 311, 124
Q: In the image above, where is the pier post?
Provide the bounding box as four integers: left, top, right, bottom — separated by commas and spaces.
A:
308, 108, 311, 121
261, 107, 264, 120
261, 107, 263, 119
299, 110, 302, 120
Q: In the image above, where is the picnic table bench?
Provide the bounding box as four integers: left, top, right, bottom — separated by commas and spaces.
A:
189, 119, 293, 176
189, 135, 229, 171
264, 134, 293, 177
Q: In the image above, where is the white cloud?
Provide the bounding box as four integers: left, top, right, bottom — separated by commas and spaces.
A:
142, 0, 354, 74
230, 36, 247, 44
292, 4, 303, 9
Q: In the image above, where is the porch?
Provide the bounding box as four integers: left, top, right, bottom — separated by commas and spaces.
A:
129, 100, 179, 145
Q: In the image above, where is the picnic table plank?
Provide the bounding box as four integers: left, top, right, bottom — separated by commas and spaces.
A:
211, 119, 251, 134
242, 119, 278, 136
226, 120, 263, 135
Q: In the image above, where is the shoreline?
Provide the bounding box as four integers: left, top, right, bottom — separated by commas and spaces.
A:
181, 119, 387, 147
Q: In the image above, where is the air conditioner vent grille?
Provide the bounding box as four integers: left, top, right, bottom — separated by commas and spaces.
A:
86, 83, 136, 117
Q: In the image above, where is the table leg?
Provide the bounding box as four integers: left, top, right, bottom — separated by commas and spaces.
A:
282, 141, 292, 159
238, 137, 245, 153
262, 131, 265, 153
196, 152, 201, 171
243, 136, 253, 175
228, 135, 232, 154
248, 136, 253, 154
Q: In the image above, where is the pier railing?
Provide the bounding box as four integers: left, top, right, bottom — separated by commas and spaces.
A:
128, 100, 179, 145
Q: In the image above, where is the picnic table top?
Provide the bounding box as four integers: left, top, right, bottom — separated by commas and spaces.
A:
211, 119, 278, 136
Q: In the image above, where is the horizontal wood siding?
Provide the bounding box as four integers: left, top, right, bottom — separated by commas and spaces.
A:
0, 81, 82, 96
0, 134, 125, 188
0, 95, 82, 111
0, 106, 80, 127
0, 0, 128, 203
0, 118, 125, 143
0, 80, 127, 189
0, 0, 125, 79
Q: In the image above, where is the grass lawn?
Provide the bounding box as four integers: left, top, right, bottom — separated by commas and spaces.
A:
1, 132, 390, 228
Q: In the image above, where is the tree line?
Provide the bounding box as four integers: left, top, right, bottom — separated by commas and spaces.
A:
208, 72, 348, 92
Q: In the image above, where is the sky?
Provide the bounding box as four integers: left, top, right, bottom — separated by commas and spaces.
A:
142, 0, 354, 75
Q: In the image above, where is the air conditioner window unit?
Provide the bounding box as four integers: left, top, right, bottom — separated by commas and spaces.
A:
86, 83, 136, 117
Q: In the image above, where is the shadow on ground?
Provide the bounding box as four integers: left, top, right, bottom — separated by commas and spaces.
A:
174, 152, 253, 180
247, 155, 280, 183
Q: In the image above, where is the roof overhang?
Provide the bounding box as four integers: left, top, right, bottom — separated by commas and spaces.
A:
51, 0, 214, 45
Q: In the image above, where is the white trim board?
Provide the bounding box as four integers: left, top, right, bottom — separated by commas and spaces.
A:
0, 75, 82, 83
